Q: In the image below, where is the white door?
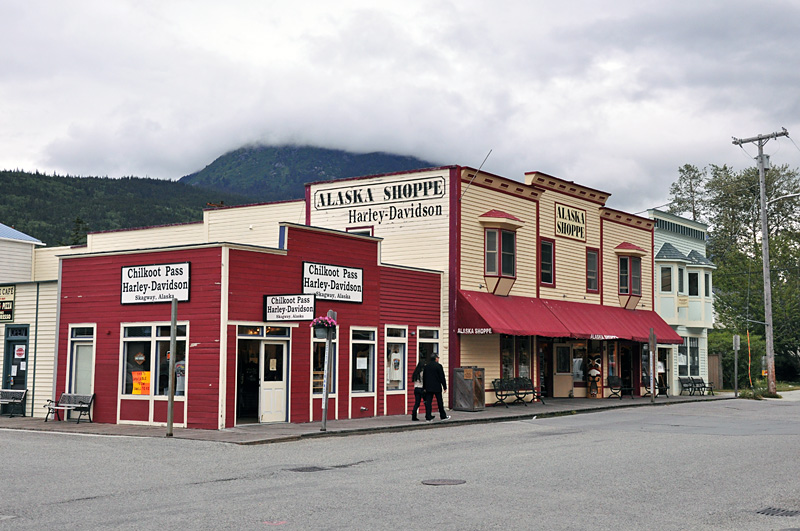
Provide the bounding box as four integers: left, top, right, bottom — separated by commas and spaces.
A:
260, 342, 287, 423
71, 344, 94, 394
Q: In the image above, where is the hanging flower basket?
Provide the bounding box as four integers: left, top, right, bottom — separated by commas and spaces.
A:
310, 316, 337, 338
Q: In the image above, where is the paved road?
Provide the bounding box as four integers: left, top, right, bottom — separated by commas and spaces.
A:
2, 396, 800, 530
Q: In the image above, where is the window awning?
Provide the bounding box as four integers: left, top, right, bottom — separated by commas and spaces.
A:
456, 290, 571, 337
457, 290, 684, 344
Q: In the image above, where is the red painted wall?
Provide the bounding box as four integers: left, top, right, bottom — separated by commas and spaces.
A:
58, 248, 224, 429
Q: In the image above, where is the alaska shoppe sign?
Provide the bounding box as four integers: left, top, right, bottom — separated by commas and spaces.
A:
313, 176, 446, 226
555, 203, 587, 242
303, 262, 363, 303
121, 262, 190, 304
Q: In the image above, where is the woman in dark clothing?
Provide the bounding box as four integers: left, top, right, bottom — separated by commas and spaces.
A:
423, 353, 450, 421
411, 360, 425, 421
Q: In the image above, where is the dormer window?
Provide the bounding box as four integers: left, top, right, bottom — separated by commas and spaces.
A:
615, 242, 646, 310
479, 210, 524, 296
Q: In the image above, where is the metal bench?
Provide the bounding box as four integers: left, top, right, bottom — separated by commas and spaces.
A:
44, 393, 95, 423
678, 377, 695, 395
492, 377, 545, 407
606, 375, 634, 399
0, 389, 27, 417
690, 377, 714, 396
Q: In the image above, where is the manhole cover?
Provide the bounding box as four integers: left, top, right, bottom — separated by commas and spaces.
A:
757, 507, 800, 517
422, 479, 466, 486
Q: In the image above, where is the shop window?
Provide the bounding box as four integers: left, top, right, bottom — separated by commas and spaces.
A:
677, 337, 688, 376
351, 328, 376, 393
607, 343, 617, 377
661, 266, 672, 292
572, 343, 587, 383
485, 229, 516, 277
122, 324, 187, 397
586, 249, 599, 293
312, 334, 337, 394
688, 272, 699, 296
540, 239, 555, 286
689, 337, 699, 376
417, 328, 440, 366
386, 327, 407, 391
346, 226, 373, 236
619, 256, 641, 296
501, 335, 531, 379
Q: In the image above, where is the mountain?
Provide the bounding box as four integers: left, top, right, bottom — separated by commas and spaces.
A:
1, 145, 440, 246
179, 145, 440, 202
0, 171, 252, 246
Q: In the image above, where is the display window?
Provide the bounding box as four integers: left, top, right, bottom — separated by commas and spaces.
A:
312, 328, 337, 394
417, 328, 440, 366
351, 328, 376, 393
385, 326, 407, 391
121, 323, 187, 397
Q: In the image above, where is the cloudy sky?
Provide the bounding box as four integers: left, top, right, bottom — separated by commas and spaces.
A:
2, 1, 800, 214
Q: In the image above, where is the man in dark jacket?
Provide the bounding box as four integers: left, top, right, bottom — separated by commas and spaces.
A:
423, 353, 450, 421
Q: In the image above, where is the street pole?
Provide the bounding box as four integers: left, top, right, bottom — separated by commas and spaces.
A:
649, 328, 656, 403
320, 309, 337, 432
166, 297, 177, 437
733, 334, 740, 398
732, 128, 789, 395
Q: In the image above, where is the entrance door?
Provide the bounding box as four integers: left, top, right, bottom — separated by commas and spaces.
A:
552, 343, 573, 397
260, 342, 287, 423
4, 327, 28, 392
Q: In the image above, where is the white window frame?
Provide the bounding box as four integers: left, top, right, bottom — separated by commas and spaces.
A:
660, 266, 672, 293
68, 324, 96, 395
688, 271, 700, 297
385, 325, 408, 394
311, 327, 338, 396
119, 322, 189, 400
417, 327, 441, 367
350, 327, 377, 395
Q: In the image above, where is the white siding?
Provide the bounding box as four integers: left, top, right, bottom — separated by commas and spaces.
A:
85, 223, 206, 252
0, 240, 35, 282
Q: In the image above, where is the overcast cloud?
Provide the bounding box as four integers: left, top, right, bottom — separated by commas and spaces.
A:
2, 0, 800, 214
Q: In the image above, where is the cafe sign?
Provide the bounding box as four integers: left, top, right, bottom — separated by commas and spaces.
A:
303, 262, 363, 303
264, 294, 316, 322
121, 262, 190, 304
0, 286, 14, 322
555, 203, 586, 241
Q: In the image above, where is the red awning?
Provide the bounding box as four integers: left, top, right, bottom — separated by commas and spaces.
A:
541, 299, 684, 344
457, 290, 683, 344
456, 291, 571, 337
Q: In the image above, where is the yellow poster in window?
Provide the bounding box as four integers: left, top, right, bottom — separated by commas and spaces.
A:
132, 371, 151, 394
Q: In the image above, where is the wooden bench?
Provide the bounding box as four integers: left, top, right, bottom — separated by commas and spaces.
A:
606, 376, 634, 399
0, 389, 27, 417
492, 377, 545, 407
44, 393, 95, 423
691, 377, 714, 396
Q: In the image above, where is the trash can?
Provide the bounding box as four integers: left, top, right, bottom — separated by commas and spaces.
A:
453, 367, 485, 411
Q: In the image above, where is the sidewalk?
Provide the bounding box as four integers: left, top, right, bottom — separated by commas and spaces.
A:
0, 393, 733, 445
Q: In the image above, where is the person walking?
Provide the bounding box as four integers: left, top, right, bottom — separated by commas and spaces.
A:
423, 353, 450, 421
410, 359, 425, 421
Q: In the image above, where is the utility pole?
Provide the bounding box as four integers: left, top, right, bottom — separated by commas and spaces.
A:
731, 127, 789, 395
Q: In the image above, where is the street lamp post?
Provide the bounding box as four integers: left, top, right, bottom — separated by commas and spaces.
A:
732, 128, 789, 395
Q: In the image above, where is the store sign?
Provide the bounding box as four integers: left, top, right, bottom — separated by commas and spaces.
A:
555, 203, 586, 241
457, 327, 493, 335
264, 294, 316, 322
0, 301, 12, 322
303, 262, 363, 303
121, 262, 190, 304
313, 176, 446, 225
0, 285, 14, 302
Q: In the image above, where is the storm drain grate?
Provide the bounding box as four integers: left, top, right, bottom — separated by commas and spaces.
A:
421, 479, 466, 486
756, 507, 800, 517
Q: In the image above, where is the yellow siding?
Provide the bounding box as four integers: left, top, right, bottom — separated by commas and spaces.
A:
459, 334, 500, 382
538, 193, 602, 304
85, 223, 206, 252
602, 219, 653, 310
459, 182, 538, 297
206, 201, 306, 247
